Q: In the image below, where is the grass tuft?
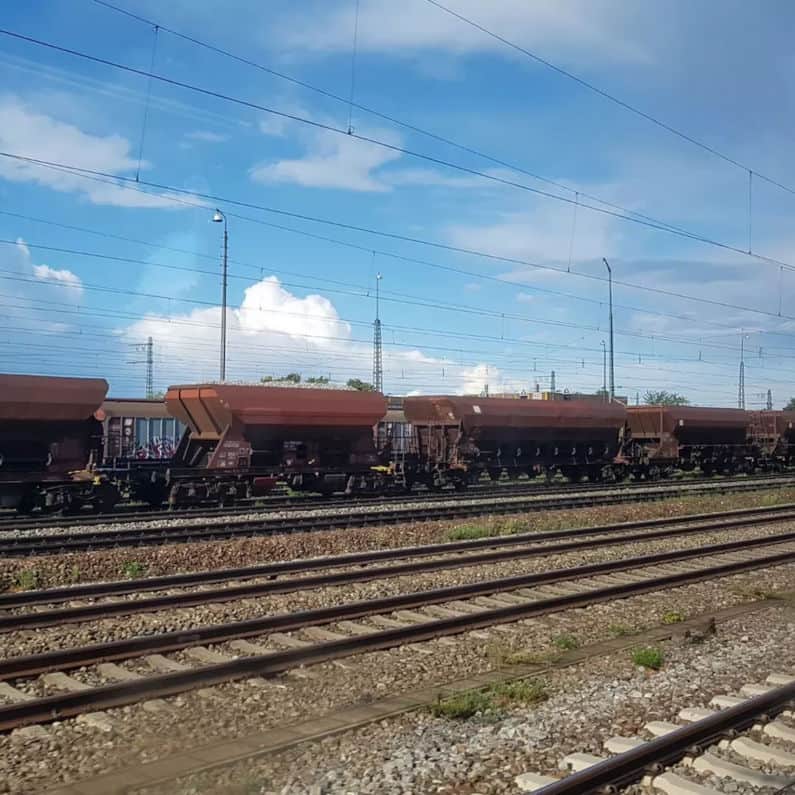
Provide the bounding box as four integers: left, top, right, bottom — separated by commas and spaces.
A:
122, 561, 147, 579
430, 678, 547, 719
552, 633, 579, 651
631, 646, 664, 670
661, 610, 686, 625
13, 569, 40, 591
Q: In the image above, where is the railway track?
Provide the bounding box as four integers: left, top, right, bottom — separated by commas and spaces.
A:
1, 472, 791, 532
0, 530, 793, 732
521, 675, 795, 794
3, 502, 795, 627
2, 476, 794, 557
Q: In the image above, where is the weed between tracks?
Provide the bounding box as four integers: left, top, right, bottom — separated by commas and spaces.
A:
430, 679, 548, 719
445, 486, 795, 542
631, 646, 664, 670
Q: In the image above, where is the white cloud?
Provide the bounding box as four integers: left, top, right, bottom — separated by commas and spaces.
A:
251, 128, 402, 192
279, 0, 647, 64
121, 274, 519, 394
0, 96, 182, 208
185, 130, 228, 143
32, 263, 83, 293
0, 238, 84, 331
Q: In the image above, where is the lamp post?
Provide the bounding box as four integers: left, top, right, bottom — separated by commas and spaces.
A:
600, 339, 607, 400
212, 209, 228, 382
602, 257, 615, 401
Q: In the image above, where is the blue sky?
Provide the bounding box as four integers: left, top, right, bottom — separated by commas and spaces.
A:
2, 0, 795, 405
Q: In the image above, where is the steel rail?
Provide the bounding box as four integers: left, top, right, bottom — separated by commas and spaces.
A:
5, 501, 795, 610
3, 473, 789, 532
0, 545, 793, 731
0, 479, 573, 530
4, 517, 795, 633
1, 534, 793, 680
533, 681, 795, 794
1, 478, 789, 557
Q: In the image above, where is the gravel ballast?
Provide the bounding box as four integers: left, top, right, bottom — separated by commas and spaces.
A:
3, 487, 795, 590
0, 566, 793, 793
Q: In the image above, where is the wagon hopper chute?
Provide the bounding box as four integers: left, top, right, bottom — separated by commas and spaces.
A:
402, 396, 628, 487
0, 373, 113, 512
165, 384, 389, 502
626, 405, 752, 476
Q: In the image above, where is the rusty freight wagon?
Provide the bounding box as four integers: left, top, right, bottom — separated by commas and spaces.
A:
402, 395, 628, 488
163, 383, 389, 504
0, 373, 118, 512
748, 410, 795, 468
625, 405, 752, 476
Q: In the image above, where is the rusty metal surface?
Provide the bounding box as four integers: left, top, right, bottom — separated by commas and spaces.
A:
627, 405, 749, 438
403, 396, 627, 431
762, 410, 795, 439
100, 398, 169, 420
166, 384, 387, 437
0, 374, 108, 422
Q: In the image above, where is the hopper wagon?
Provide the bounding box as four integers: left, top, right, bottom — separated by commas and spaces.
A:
625, 405, 752, 476
163, 383, 389, 504
0, 373, 118, 513
749, 410, 795, 468
402, 395, 628, 488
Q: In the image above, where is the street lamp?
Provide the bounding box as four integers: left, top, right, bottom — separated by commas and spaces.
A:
600, 340, 607, 400
602, 258, 615, 401
212, 208, 228, 382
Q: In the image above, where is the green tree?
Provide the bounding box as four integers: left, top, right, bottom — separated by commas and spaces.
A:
261, 373, 302, 384
784, 398, 795, 410
347, 378, 376, 392
306, 375, 331, 384
643, 390, 689, 406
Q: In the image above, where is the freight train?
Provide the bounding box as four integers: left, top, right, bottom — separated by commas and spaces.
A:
1, 373, 794, 513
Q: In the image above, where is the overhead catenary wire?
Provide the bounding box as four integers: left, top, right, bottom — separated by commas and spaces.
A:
2, 149, 794, 330
4, 27, 795, 280
423, 0, 795, 200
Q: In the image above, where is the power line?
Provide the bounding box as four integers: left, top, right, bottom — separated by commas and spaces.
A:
4, 26, 795, 277
423, 0, 795, 199
2, 149, 794, 329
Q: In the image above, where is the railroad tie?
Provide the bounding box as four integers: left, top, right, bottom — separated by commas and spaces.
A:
603, 735, 645, 753
41, 672, 91, 692
722, 735, 795, 766
0, 682, 35, 703
143, 654, 191, 673
643, 720, 681, 737
183, 646, 234, 664
678, 707, 716, 722
559, 752, 605, 772
762, 719, 795, 743
740, 682, 773, 697
709, 694, 745, 708
302, 627, 349, 643
514, 771, 559, 791
267, 632, 311, 649
649, 770, 722, 795
688, 751, 793, 788
335, 620, 377, 635
767, 672, 795, 685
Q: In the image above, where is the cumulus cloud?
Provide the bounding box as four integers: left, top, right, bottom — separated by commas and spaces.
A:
121, 274, 517, 394
0, 95, 182, 208
251, 128, 402, 192
32, 263, 83, 292
184, 130, 228, 143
